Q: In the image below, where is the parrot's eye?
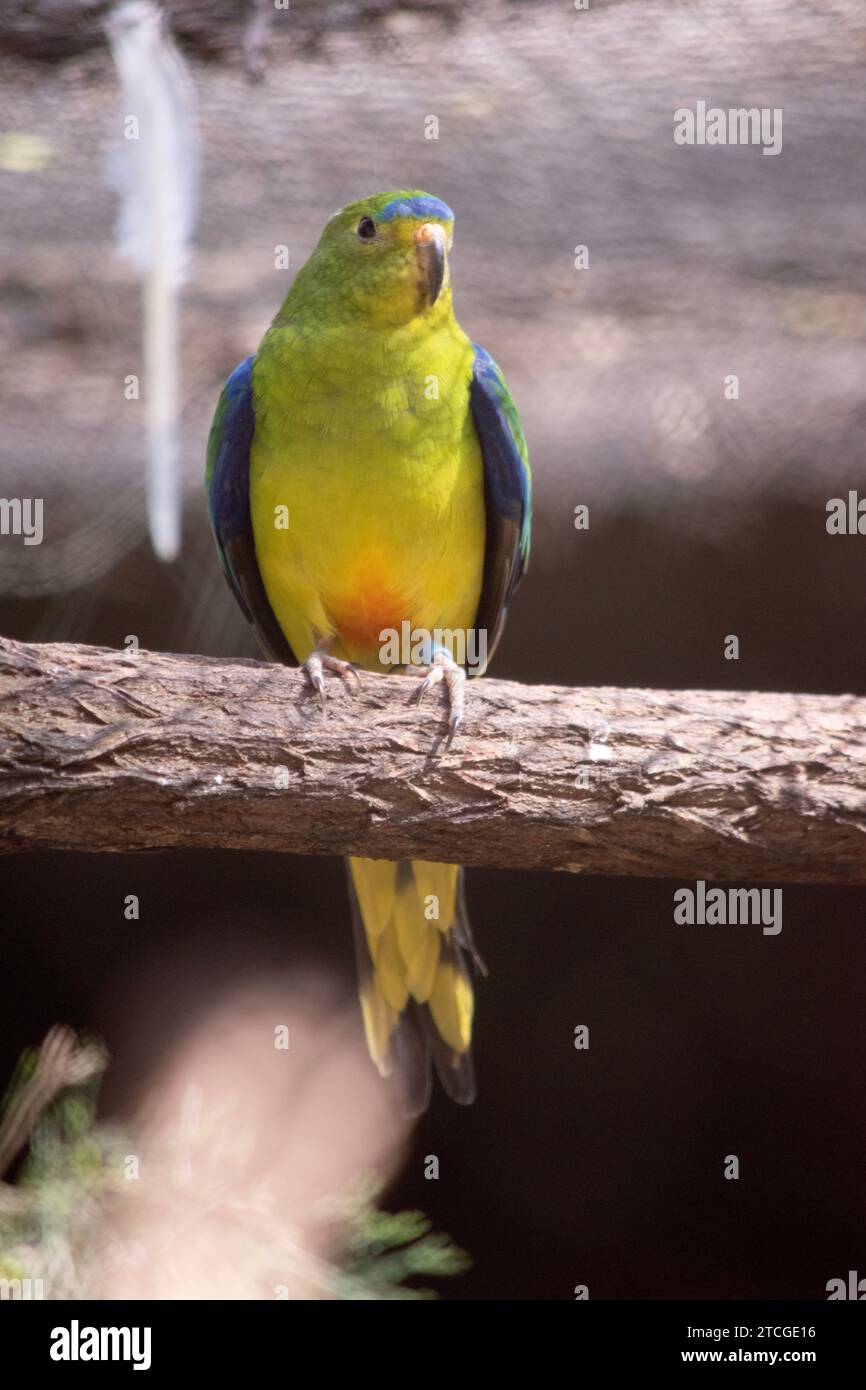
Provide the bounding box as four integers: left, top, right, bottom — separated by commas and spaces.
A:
357, 216, 377, 240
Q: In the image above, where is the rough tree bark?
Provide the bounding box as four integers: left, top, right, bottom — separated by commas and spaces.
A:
0, 636, 864, 882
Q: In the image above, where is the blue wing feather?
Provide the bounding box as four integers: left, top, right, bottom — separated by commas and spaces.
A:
469, 344, 532, 672
205, 356, 295, 663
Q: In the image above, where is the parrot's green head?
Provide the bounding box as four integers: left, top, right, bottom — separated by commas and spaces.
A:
290, 190, 456, 328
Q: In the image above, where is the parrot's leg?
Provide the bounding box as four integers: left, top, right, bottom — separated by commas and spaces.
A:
412, 646, 465, 749
302, 645, 361, 711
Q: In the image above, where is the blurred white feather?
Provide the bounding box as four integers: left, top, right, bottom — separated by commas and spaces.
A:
107, 0, 199, 562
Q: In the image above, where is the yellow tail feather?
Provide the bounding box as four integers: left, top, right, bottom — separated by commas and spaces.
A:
348, 856, 476, 1108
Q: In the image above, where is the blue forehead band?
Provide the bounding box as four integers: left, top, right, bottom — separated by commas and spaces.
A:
377, 195, 454, 224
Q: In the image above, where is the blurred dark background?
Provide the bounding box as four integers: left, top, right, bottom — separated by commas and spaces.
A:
1, 0, 865, 1298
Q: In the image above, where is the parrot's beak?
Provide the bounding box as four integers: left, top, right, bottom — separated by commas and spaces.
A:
415, 222, 448, 306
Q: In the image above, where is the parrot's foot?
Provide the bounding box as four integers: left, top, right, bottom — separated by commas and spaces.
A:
302, 648, 361, 711
412, 648, 465, 750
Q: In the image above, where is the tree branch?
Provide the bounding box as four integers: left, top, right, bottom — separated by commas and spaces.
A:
0, 636, 864, 882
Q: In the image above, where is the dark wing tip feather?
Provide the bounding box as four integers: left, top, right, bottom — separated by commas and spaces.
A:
392, 1008, 434, 1116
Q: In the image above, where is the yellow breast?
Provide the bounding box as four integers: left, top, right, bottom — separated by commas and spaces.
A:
249, 318, 485, 671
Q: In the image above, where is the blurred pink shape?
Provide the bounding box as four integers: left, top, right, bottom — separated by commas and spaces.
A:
93, 972, 410, 1299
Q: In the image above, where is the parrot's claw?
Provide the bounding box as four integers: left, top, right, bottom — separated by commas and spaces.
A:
413, 649, 465, 750
302, 650, 361, 711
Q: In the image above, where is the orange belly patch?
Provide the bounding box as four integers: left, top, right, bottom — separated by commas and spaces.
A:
326, 556, 415, 653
